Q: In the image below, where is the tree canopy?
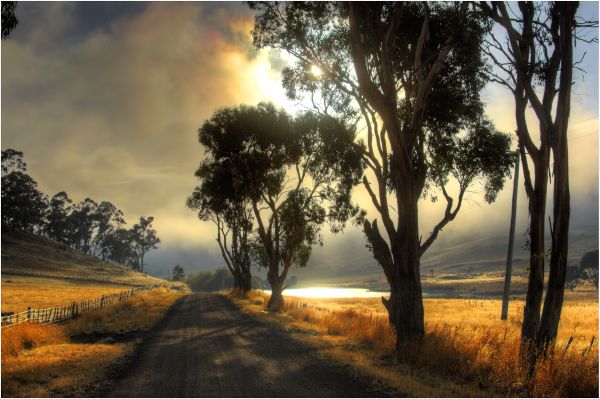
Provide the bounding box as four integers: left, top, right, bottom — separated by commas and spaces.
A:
249, 2, 515, 338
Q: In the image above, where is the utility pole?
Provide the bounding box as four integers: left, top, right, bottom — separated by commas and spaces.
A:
501, 152, 520, 320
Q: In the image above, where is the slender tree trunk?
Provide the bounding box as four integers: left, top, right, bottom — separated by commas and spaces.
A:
535, 2, 575, 351
501, 154, 520, 320
521, 159, 548, 356
537, 158, 569, 349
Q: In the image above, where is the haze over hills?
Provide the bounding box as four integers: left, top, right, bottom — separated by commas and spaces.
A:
144, 222, 598, 288
292, 225, 599, 286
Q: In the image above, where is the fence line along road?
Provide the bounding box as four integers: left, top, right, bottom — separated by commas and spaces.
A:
0, 286, 156, 328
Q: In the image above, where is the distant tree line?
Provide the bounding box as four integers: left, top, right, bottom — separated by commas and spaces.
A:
185, 268, 266, 292
565, 250, 599, 291
1, 149, 160, 272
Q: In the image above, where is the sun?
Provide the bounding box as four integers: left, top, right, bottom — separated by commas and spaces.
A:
310, 64, 323, 77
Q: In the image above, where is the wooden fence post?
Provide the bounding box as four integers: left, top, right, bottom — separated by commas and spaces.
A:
27, 307, 31, 322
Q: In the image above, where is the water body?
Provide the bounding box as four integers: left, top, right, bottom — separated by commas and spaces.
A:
263, 287, 390, 299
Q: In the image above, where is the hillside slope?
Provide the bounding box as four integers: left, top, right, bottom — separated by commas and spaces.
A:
1, 231, 171, 287
292, 226, 598, 286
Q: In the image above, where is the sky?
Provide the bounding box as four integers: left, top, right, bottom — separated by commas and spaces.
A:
2, 2, 598, 278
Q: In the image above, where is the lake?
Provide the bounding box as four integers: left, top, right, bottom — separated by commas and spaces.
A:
263, 287, 390, 298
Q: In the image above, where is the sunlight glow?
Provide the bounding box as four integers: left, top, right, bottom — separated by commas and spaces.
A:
310, 64, 323, 77
264, 287, 388, 298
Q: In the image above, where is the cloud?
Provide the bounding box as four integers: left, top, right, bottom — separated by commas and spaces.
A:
2, 2, 293, 258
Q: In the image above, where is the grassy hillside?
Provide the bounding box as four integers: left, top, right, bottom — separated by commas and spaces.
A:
1, 232, 187, 312
2, 231, 168, 286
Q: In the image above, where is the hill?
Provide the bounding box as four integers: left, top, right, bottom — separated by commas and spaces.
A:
1, 231, 171, 286
290, 226, 598, 288
1, 232, 187, 313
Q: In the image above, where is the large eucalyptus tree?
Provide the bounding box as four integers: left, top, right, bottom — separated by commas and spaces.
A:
250, 2, 516, 344
191, 102, 363, 310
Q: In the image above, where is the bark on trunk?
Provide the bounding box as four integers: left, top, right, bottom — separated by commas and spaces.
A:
365, 187, 425, 345
520, 160, 548, 347
240, 266, 252, 294
384, 276, 424, 346
268, 277, 284, 311
535, 3, 574, 351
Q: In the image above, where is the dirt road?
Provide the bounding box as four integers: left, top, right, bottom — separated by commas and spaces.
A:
105, 294, 401, 397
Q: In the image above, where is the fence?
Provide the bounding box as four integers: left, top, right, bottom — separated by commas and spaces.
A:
1, 286, 156, 328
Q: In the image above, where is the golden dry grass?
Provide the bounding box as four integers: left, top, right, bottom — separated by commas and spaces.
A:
1, 288, 184, 397
232, 290, 598, 397
1, 275, 133, 313
1, 231, 169, 288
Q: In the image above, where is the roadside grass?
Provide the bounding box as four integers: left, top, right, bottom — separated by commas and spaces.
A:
1, 275, 133, 313
230, 290, 598, 397
1, 287, 184, 397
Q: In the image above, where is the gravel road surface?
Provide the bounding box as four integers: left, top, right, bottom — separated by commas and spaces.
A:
105, 293, 402, 397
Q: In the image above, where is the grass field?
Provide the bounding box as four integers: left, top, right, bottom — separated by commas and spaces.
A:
1, 288, 184, 397
230, 287, 599, 397
1, 275, 138, 314
1, 232, 169, 287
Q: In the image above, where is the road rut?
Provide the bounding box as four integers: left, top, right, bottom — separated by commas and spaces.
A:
105, 294, 401, 397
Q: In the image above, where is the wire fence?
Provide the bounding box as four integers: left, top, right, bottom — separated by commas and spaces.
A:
1, 286, 156, 328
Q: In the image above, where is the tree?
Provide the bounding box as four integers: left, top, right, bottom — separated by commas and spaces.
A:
478, 2, 596, 354
187, 156, 254, 294
93, 201, 126, 260
250, 3, 515, 341
130, 216, 160, 273
1, 149, 48, 233
44, 191, 74, 243
579, 250, 599, 272
67, 198, 98, 253
1, 1, 18, 40
194, 103, 363, 310
104, 227, 136, 266
172, 265, 185, 282
580, 250, 599, 289
565, 265, 581, 291
583, 269, 599, 291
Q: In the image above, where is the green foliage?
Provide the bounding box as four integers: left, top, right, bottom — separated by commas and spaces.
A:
565, 265, 581, 291
172, 265, 185, 282
249, 2, 514, 232
426, 118, 517, 204
580, 250, 599, 290
579, 250, 599, 272
194, 102, 363, 280
1, 149, 160, 273
184, 269, 264, 292
1, 1, 18, 40
1, 150, 48, 233
130, 216, 161, 272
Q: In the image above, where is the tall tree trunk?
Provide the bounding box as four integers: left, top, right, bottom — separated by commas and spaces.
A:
240, 264, 252, 294
268, 276, 284, 311
390, 197, 425, 343
535, 2, 575, 351
501, 154, 520, 320
384, 273, 425, 346
365, 187, 425, 345
520, 158, 549, 357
